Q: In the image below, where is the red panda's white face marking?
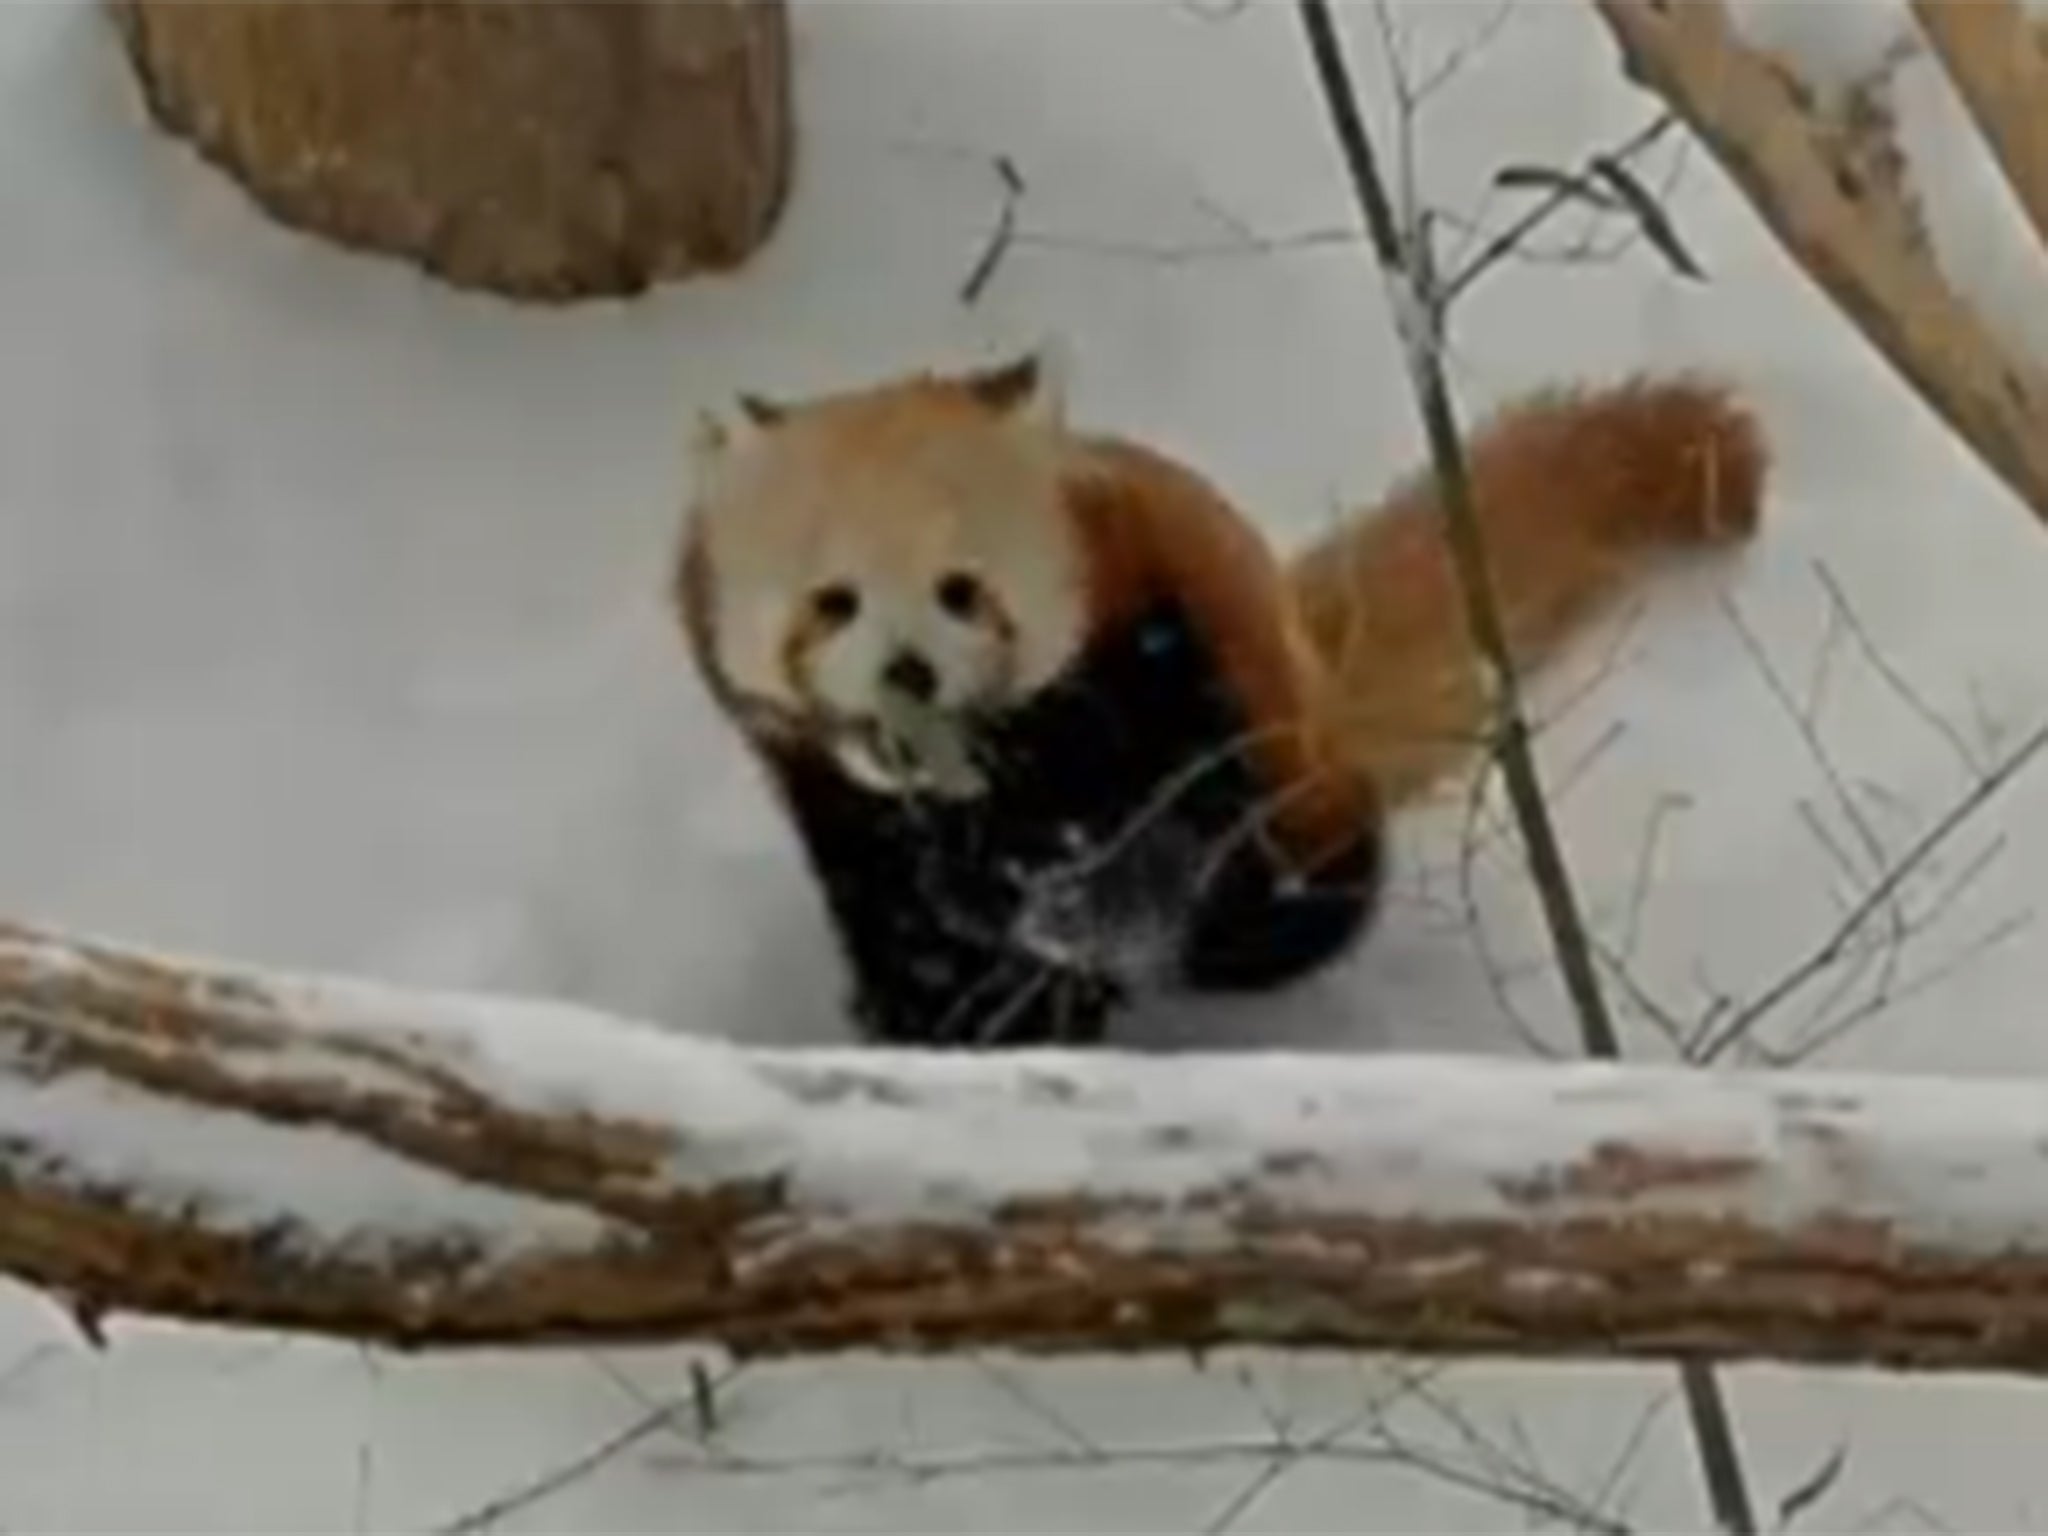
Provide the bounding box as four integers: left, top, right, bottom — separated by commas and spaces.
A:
686, 352, 1090, 796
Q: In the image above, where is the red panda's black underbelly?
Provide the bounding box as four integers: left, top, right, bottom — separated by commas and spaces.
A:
754, 598, 1384, 1048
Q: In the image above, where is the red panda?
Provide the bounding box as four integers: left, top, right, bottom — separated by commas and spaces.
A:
673, 349, 1765, 1048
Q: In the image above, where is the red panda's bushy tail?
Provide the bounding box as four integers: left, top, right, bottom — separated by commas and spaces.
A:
1285, 377, 1768, 811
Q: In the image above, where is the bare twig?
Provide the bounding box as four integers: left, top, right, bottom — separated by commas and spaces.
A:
1679, 1358, 1755, 1536
1695, 717, 2048, 1064
434, 1359, 747, 1535
971, 1358, 1102, 1461
1005, 225, 1361, 266
1574, 563, 2035, 1073
959, 155, 1024, 306
1811, 560, 1984, 777
1457, 760, 1568, 1059
1178, 0, 1253, 23
1721, 593, 1893, 877
1293, 8, 1753, 1529
1589, 1388, 1676, 1520
0, 1342, 61, 1402
1375, 1375, 1636, 1535
635, 1368, 1633, 1536
1619, 793, 1689, 963
434, 1399, 697, 1535
1296, 0, 1622, 1056
1849, 1493, 1957, 1534
1776, 1442, 1850, 1532
1441, 111, 1678, 305
1766, 907, 2036, 1069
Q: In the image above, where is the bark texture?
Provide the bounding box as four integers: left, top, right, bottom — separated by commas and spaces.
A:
12, 921, 2048, 1374
107, 0, 794, 301
1910, 0, 2048, 257
1590, 0, 2048, 522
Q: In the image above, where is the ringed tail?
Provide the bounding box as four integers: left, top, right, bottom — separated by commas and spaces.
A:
1284, 377, 1768, 810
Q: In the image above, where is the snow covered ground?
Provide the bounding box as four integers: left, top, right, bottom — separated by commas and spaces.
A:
4, 0, 2048, 1528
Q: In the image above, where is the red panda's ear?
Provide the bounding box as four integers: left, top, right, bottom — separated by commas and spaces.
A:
964, 353, 1040, 412
737, 392, 788, 428
690, 408, 735, 469
692, 390, 787, 469
964, 341, 1067, 432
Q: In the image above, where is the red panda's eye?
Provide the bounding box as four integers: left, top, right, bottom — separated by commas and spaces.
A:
934, 570, 983, 619
810, 583, 860, 626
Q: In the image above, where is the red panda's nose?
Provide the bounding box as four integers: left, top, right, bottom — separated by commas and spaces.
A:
882, 649, 939, 704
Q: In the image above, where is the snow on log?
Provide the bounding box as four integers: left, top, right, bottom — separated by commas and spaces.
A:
105, 0, 794, 301
1590, 0, 2048, 522
14, 925, 2048, 1371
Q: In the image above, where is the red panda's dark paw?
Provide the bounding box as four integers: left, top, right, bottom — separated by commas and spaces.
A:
844, 968, 1125, 1050
1178, 825, 1385, 994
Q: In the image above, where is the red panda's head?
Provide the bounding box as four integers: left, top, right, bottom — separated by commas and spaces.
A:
683, 350, 1091, 796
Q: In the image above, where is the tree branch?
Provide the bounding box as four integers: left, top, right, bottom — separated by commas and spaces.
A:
1908, 0, 2048, 257
1294, 0, 1622, 1058
1589, 0, 2048, 521
13, 922, 2048, 1371
1294, 7, 1754, 1527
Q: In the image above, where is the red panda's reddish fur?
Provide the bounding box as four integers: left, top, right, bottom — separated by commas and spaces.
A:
1056, 435, 1386, 874
1285, 377, 1767, 809
679, 364, 1768, 862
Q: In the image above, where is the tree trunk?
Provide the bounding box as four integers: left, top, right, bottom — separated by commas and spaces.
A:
11, 919, 2048, 1374
1909, 0, 2048, 257
1587, 0, 2048, 524
106, 0, 795, 303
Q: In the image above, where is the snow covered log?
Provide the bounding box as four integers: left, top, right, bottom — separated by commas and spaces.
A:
1590, 0, 2048, 522
15, 925, 2048, 1372
106, 0, 794, 301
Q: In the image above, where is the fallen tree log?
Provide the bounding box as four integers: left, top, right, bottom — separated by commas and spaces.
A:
106, 0, 794, 301
1589, 0, 2048, 522
7, 921, 2048, 1372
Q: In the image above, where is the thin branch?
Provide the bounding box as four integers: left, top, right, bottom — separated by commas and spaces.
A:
1850, 1493, 1957, 1534
1294, 11, 1749, 1527
1680, 1354, 1756, 1536
1006, 226, 1360, 266
1619, 792, 1688, 963
1589, 1388, 1676, 1520
1442, 111, 1679, 305
1377, 1376, 1636, 1535
435, 1357, 748, 1534
1811, 560, 1984, 778
971, 1358, 1103, 1461
1295, 0, 1622, 1057
642, 1369, 1634, 1536
434, 1397, 701, 1535
959, 155, 1024, 306
1694, 717, 2048, 1063
1766, 907, 2036, 1068
1720, 593, 1893, 878
1774, 1441, 1850, 1533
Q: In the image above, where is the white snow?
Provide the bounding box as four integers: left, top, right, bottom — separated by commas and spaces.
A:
1725, 0, 1915, 101
386, 1013, 2048, 1257
25, 918, 2048, 1334
1726, 0, 2048, 382
3, 0, 2048, 1528
1884, 37, 2048, 379
0, 1062, 613, 1259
